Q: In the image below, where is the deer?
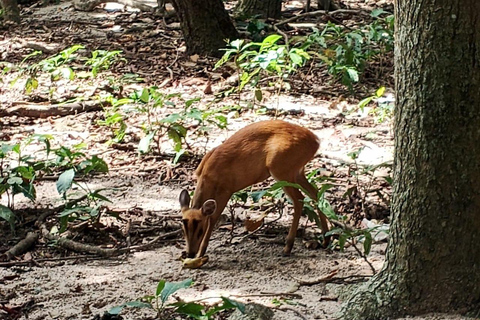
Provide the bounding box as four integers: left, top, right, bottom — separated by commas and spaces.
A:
179, 120, 330, 263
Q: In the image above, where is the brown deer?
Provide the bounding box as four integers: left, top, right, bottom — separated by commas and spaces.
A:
179, 120, 330, 261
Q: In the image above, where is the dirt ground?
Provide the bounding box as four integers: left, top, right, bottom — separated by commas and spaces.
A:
0, 0, 472, 319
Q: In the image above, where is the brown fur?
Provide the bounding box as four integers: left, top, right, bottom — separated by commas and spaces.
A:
179, 120, 330, 258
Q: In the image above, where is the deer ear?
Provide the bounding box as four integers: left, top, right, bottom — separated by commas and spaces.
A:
202, 199, 216, 216
179, 190, 191, 209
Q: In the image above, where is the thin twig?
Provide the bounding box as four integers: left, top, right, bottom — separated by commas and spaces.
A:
0, 255, 104, 267
293, 270, 373, 286
348, 239, 376, 274
275, 9, 370, 27
230, 292, 303, 299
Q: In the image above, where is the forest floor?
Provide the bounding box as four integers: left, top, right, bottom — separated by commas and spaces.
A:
0, 0, 470, 319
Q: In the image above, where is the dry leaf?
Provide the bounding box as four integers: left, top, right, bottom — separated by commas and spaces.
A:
244, 216, 265, 232
190, 54, 199, 62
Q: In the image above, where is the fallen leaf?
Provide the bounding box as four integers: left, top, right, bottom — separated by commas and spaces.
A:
244, 216, 265, 232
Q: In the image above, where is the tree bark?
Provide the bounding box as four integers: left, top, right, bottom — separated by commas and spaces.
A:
170, 0, 238, 57
0, 0, 20, 23
341, 0, 480, 318
234, 0, 282, 19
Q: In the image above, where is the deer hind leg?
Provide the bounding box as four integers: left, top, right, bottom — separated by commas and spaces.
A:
281, 185, 305, 255
296, 170, 330, 247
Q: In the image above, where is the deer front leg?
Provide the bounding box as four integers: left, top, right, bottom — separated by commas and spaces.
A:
196, 192, 231, 258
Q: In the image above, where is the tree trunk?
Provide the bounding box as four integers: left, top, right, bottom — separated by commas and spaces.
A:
341, 0, 480, 319
170, 0, 238, 57
234, 0, 282, 19
0, 0, 20, 23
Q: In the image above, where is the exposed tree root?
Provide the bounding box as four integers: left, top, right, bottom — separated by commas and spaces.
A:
39, 224, 182, 257
1, 232, 39, 261
1, 100, 106, 118
293, 270, 372, 286
40, 224, 120, 257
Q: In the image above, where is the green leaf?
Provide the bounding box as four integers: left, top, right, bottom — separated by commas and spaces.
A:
138, 131, 155, 154
173, 302, 205, 318
346, 68, 359, 82
156, 280, 166, 297
262, 34, 282, 46
375, 86, 386, 97
56, 168, 75, 195
160, 113, 182, 124
59, 67, 75, 80
249, 190, 267, 203
108, 305, 124, 315
0, 204, 15, 232
7, 177, 23, 185
139, 88, 150, 103
185, 97, 201, 108
357, 96, 374, 112
254, 89, 263, 102
363, 230, 373, 255
371, 8, 386, 17
221, 297, 245, 313
173, 149, 185, 164
338, 233, 348, 251
160, 279, 193, 304
89, 190, 112, 203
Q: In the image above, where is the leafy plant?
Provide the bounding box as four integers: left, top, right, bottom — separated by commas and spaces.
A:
109, 279, 245, 319
129, 87, 228, 162
85, 49, 124, 77
53, 144, 110, 231
215, 35, 311, 99
0, 135, 55, 231
304, 12, 394, 88
355, 86, 393, 123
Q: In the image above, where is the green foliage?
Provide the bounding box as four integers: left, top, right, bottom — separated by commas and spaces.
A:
233, 165, 387, 257
0, 204, 15, 232
0, 136, 52, 212
215, 35, 310, 98
85, 49, 124, 77
304, 12, 394, 88
109, 279, 245, 319
104, 87, 229, 163
12, 45, 123, 94
52, 145, 110, 231
0, 134, 111, 232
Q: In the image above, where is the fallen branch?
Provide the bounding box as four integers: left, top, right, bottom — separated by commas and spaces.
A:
2, 100, 106, 118
41, 224, 120, 257
275, 9, 370, 27
40, 224, 182, 257
1, 232, 39, 261
230, 292, 303, 299
0, 255, 102, 267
